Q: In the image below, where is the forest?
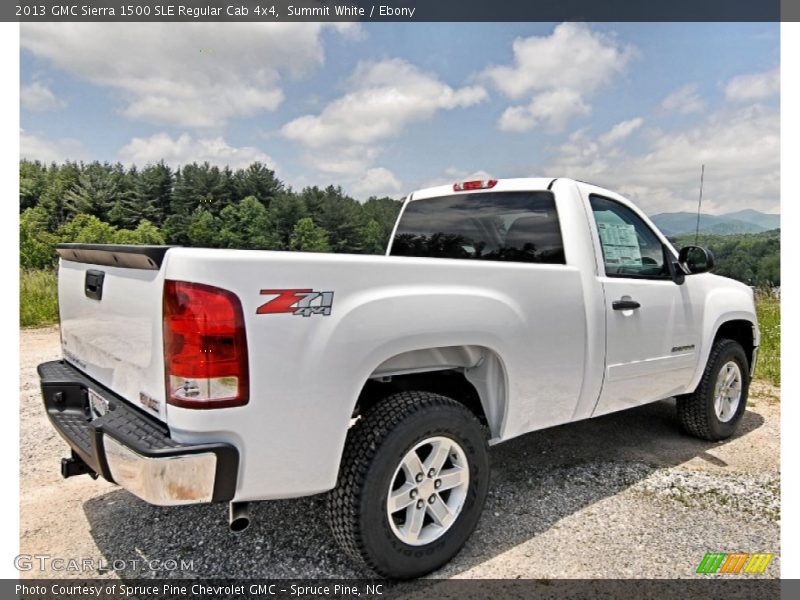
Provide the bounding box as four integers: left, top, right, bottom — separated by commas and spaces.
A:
670, 230, 780, 288
20, 159, 779, 285
20, 159, 402, 270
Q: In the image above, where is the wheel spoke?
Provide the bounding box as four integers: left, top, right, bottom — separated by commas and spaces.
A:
400, 449, 424, 481
403, 504, 426, 543
388, 482, 416, 514
437, 467, 467, 492
723, 366, 737, 388
423, 439, 451, 476
427, 496, 454, 528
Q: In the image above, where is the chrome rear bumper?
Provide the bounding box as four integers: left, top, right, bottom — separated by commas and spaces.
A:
38, 360, 238, 506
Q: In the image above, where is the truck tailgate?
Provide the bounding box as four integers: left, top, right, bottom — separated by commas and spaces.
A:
56, 244, 169, 423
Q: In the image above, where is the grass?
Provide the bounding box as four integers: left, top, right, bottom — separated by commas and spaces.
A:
17, 268, 782, 389
754, 291, 780, 386
20, 269, 59, 328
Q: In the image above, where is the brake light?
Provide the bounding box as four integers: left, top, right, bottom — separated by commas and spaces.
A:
453, 179, 497, 192
163, 280, 249, 409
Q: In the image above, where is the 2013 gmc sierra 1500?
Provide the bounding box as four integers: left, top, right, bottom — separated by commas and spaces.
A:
38, 177, 759, 578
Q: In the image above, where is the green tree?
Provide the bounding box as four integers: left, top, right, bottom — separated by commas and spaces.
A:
187, 210, 220, 248
20, 206, 58, 269
359, 219, 387, 254
63, 162, 122, 222
38, 161, 81, 229
57, 214, 118, 244
162, 213, 193, 246
268, 192, 307, 248
362, 196, 402, 243
135, 161, 174, 226
105, 163, 147, 229
171, 163, 231, 216
218, 196, 278, 249
289, 217, 330, 252
233, 162, 282, 207
20, 160, 46, 212
302, 185, 363, 253
114, 220, 166, 245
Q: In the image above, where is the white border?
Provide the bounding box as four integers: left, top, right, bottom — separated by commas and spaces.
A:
5, 20, 790, 581
780, 21, 796, 579
1, 22, 20, 577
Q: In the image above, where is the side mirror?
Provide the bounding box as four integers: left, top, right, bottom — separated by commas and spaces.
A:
679, 245, 715, 274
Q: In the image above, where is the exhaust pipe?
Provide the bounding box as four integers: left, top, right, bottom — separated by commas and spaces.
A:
228, 502, 250, 533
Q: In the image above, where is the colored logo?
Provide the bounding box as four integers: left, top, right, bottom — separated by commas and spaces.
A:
696, 552, 774, 574
257, 289, 334, 317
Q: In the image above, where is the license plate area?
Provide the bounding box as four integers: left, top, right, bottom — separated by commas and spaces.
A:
88, 388, 109, 419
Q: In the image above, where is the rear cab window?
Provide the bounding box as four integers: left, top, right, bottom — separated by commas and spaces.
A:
390, 191, 566, 264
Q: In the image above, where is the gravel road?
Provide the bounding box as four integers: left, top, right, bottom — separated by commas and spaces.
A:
19, 327, 780, 580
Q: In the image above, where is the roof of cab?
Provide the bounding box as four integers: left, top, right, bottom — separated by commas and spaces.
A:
408, 177, 563, 201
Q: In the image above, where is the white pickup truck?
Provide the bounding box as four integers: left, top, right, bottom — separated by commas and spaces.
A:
39, 177, 759, 578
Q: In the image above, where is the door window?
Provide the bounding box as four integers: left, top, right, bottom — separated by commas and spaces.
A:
589, 195, 669, 279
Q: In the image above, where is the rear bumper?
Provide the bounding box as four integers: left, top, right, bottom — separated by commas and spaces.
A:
38, 360, 238, 506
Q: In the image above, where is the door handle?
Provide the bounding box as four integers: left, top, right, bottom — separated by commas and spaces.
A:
612, 299, 640, 310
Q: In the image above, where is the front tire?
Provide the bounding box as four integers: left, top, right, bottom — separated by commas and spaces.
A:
677, 338, 750, 441
328, 391, 489, 579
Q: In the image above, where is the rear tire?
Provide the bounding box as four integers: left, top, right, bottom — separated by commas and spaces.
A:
677, 338, 750, 441
328, 391, 489, 579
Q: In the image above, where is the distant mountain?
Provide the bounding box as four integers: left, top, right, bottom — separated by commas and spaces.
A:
650, 210, 779, 236
723, 209, 780, 231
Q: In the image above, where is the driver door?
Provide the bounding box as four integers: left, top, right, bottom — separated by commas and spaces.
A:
588, 194, 700, 416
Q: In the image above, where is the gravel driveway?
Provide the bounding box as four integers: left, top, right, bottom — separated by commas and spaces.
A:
19, 326, 780, 580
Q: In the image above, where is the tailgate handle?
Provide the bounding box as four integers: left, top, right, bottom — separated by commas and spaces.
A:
85, 269, 105, 301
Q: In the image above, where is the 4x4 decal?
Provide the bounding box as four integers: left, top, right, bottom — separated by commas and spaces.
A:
257, 289, 334, 317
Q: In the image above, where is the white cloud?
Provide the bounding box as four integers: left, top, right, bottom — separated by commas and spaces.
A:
661, 84, 705, 114
547, 105, 779, 214
118, 132, 276, 171
21, 23, 358, 128
724, 67, 780, 102
306, 146, 381, 176
483, 23, 636, 132
350, 167, 402, 198
281, 58, 487, 150
21, 81, 65, 112
280, 57, 487, 200
20, 129, 86, 163
483, 23, 635, 99
598, 117, 644, 146
498, 88, 591, 133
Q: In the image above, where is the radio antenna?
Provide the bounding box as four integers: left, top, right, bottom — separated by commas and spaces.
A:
694, 164, 705, 245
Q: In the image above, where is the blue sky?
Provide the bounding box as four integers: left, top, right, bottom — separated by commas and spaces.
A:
20, 22, 779, 214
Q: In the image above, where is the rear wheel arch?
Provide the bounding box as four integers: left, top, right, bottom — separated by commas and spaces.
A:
354, 345, 509, 440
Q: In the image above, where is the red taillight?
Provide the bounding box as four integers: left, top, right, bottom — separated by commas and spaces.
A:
163, 280, 249, 409
453, 179, 498, 192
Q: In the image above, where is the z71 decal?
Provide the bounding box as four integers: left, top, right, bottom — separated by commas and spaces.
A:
257, 289, 334, 317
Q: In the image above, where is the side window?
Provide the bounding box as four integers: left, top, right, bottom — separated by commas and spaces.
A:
391, 191, 566, 264
589, 195, 668, 278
